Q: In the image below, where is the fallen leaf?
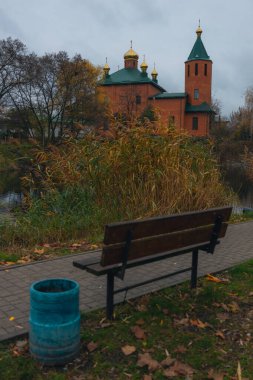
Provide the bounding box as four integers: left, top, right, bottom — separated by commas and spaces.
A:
71, 243, 82, 247
121, 345, 136, 356
143, 375, 152, 380
100, 322, 111, 328
163, 360, 194, 377
215, 330, 225, 340
216, 313, 229, 322
160, 356, 175, 367
190, 318, 210, 329
208, 368, 226, 379
136, 318, 145, 325
17, 259, 28, 264
173, 317, 189, 327
137, 353, 160, 372
220, 303, 230, 312
136, 304, 148, 312
87, 341, 98, 352
228, 301, 240, 313
174, 345, 187, 353
9, 316, 15, 321
206, 274, 225, 283
11, 339, 28, 357
34, 248, 45, 254
163, 367, 177, 377
131, 325, 146, 340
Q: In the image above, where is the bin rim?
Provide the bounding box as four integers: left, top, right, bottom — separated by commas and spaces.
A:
30, 278, 79, 295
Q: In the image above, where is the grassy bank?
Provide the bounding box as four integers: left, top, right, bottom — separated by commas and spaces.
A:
0, 142, 34, 172
0, 259, 253, 379
0, 126, 234, 251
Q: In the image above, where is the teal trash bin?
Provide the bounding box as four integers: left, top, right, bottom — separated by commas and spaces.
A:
29, 278, 80, 366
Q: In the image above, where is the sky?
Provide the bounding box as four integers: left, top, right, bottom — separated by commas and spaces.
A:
0, 0, 252, 117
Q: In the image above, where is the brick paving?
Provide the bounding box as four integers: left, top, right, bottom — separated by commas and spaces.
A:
0, 221, 253, 342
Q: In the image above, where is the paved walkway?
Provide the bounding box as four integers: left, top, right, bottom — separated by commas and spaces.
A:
1, 221, 253, 342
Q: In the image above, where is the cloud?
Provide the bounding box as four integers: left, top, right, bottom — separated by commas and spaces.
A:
0, 0, 252, 115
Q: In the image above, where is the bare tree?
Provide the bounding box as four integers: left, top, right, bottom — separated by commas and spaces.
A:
0, 37, 26, 106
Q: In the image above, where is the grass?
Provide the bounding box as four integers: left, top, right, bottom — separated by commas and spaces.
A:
0, 125, 234, 249
0, 260, 253, 379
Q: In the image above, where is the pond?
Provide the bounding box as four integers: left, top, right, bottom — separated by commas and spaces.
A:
0, 171, 23, 221
222, 163, 253, 211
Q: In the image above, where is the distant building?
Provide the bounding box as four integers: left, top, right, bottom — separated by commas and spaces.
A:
99, 25, 213, 136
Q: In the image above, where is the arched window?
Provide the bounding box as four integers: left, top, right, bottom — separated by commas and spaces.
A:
188, 64, 190, 77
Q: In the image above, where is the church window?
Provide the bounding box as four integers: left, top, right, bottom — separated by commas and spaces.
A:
195, 63, 198, 76
204, 64, 207, 76
188, 64, 190, 77
192, 116, 198, 130
136, 95, 141, 104
169, 115, 175, 126
194, 89, 199, 100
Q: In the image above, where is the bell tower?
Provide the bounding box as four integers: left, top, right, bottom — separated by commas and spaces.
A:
185, 24, 212, 106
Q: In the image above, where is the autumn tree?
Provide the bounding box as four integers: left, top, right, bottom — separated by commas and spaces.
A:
8, 52, 104, 146
229, 87, 253, 140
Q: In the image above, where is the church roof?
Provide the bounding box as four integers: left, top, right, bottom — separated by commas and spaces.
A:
185, 102, 213, 113
99, 68, 166, 91
187, 35, 210, 61
149, 92, 187, 99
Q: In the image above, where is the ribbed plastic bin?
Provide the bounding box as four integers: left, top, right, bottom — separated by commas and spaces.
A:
29, 278, 80, 366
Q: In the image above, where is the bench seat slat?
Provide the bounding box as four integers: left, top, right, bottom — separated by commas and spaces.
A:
101, 223, 228, 266
104, 207, 232, 245
85, 242, 212, 275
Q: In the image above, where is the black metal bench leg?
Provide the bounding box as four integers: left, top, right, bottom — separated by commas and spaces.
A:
106, 271, 115, 320
191, 248, 199, 288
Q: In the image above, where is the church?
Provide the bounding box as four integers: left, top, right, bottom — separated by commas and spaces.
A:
99, 25, 213, 136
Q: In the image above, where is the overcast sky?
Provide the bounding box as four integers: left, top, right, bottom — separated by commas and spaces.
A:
0, 0, 252, 116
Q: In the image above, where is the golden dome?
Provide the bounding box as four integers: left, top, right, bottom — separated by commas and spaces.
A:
196, 20, 203, 36
151, 67, 158, 75
140, 60, 148, 69
103, 58, 110, 76
124, 48, 139, 60
196, 26, 202, 36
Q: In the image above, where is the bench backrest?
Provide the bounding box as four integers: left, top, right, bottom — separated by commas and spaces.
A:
101, 207, 232, 267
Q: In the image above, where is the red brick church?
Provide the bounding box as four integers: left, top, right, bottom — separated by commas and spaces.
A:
99, 25, 213, 136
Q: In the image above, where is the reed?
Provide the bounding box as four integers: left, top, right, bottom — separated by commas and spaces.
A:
0, 122, 234, 246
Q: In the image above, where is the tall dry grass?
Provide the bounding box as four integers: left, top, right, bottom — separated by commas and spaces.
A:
1, 123, 234, 246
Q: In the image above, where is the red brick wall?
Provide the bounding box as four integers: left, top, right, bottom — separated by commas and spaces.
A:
149, 98, 186, 129
99, 83, 210, 137
184, 113, 210, 136
185, 60, 212, 105
99, 83, 160, 115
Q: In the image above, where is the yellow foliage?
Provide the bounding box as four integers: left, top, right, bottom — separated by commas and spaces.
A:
23, 122, 233, 220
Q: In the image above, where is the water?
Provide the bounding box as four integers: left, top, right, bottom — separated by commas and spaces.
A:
222, 163, 253, 211
0, 171, 23, 222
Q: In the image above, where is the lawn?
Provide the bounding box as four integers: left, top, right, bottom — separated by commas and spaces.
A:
0, 260, 253, 379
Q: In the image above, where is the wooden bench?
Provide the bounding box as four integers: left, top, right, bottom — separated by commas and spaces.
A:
73, 206, 232, 319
